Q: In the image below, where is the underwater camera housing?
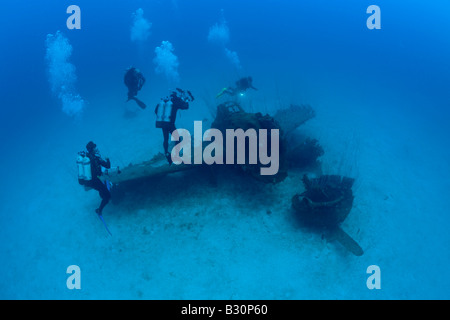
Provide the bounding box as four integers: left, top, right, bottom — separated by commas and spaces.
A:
172, 88, 195, 102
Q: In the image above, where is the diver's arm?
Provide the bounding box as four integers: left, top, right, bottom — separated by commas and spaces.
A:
138, 75, 145, 90
227, 87, 237, 96
99, 157, 111, 169
173, 96, 189, 110
179, 100, 189, 110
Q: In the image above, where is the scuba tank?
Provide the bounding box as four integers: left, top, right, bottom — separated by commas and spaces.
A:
77, 151, 92, 184
155, 99, 173, 125
77, 153, 85, 181
83, 156, 92, 181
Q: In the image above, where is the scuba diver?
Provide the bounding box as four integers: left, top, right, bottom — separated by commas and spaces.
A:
216, 76, 258, 98
124, 66, 147, 109
155, 88, 194, 164
77, 141, 113, 215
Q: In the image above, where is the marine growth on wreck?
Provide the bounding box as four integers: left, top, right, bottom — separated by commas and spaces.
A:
106, 101, 363, 256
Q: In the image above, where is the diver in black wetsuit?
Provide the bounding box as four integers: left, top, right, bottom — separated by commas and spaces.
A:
155, 89, 194, 164
124, 67, 147, 109
84, 141, 111, 215
216, 76, 258, 98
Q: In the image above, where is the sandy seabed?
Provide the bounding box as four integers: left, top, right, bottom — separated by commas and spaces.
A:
1, 79, 449, 300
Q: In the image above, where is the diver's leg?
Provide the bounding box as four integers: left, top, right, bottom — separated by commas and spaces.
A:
127, 89, 135, 101
169, 124, 178, 150
93, 178, 111, 215
226, 88, 236, 96
216, 87, 235, 98
168, 124, 180, 159
168, 124, 177, 139
163, 125, 174, 164
162, 127, 170, 154
130, 97, 147, 109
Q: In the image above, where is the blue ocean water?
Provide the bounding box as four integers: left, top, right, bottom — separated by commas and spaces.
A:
0, 0, 449, 299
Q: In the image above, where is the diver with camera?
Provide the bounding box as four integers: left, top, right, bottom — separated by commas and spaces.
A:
155, 88, 194, 164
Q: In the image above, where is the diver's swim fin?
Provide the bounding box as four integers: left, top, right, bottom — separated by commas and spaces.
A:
216, 87, 228, 99
134, 98, 147, 110
128, 97, 147, 110
165, 152, 173, 166
98, 213, 112, 236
